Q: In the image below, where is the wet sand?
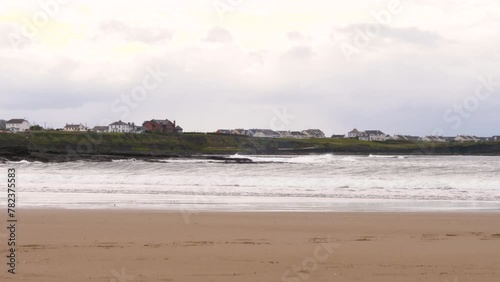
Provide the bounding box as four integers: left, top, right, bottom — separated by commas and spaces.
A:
1, 210, 499, 281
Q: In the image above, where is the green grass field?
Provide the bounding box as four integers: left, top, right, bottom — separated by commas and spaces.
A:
1, 131, 500, 161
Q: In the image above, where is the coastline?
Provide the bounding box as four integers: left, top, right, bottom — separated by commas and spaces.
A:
2, 132, 500, 163
2, 210, 499, 281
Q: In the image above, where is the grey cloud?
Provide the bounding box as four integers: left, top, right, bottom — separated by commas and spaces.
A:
203, 27, 233, 43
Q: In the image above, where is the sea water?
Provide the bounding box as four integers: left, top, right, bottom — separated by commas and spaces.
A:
1, 154, 499, 211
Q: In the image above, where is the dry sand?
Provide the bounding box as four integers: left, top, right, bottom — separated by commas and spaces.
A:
1, 210, 499, 282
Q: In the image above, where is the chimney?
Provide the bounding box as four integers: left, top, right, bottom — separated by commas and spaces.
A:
173, 120, 176, 128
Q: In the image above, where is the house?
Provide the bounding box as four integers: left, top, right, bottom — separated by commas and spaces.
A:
216, 129, 232, 135
131, 126, 147, 134
493, 136, 500, 141
92, 126, 109, 133
390, 135, 420, 142
347, 128, 361, 138
454, 135, 479, 143
365, 130, 386, 141
231, 129, 246, 135
0, 120, 5, 130
330, 134, 345, 139
290, 131, 307, 138
246, 129, 280, 138
109, 120, 134, 133
301, 129, 325, 138
64, 123, 87, 132
419, 136, 447, 142
277, 131, 292, 138
6, 119, 31, 132
142, 119, 178, 133
175, 126, 183, 134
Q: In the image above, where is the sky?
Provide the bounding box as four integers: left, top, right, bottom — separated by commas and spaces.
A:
0, 0, 499, 136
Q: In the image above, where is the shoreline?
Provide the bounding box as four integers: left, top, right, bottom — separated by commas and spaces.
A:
2, 210, 499, 281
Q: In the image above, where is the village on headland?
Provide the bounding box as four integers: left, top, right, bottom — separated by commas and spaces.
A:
1, 118, 499, 143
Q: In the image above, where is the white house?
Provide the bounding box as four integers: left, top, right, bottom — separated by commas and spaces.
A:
301, 129, 326, 138
64, 123, 87, 132
454, 135, 478, 143
420, 136, 447, 142
365, 130, 386, 141
92, 126, 109, 133
109, 121, 134, 133
6, 119, 30, 132
246, 129, 280, 138
347, 128, 361, 138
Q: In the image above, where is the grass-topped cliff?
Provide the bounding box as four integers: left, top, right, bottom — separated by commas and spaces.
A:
1, 131, 500, 162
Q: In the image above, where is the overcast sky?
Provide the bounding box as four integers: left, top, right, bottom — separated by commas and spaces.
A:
1, 0, 499, 136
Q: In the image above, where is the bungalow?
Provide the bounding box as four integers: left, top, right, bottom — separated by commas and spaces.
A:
365, 130, 386, 141
330, 134, 345, 139
143, 119, 178, 133
301, 129, 325, 138
92, 126, 109, 133
132, 126, 147, 134
109, 120, 134, 133
6, 119, 31, 132
64, 123, 87, 132
390, 135, 420, 142
247, 129, 280, 138
277, 131, 292, 138
231, 129, 246, 135
419, 136, 447, 142
454, 135, 479, 143
216, 129, 232, 135
290, 131, 307, 138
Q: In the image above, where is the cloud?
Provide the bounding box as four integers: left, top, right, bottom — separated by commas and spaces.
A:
286, 31, 310, 42
335, 24, 443, 48
94, 20, 173, 43
203, 27, 233, 43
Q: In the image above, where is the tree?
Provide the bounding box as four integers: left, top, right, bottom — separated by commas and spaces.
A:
30, 125, 44, 131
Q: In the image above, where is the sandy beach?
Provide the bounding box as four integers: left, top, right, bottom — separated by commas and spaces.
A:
1, 210, 499, 282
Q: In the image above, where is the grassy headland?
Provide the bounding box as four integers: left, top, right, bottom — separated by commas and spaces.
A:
1, 131, 500, 162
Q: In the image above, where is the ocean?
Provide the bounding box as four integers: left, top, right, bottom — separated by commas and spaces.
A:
2, 154, 499, 212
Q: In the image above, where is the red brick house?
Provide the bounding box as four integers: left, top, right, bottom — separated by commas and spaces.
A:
142, 119, 180, 133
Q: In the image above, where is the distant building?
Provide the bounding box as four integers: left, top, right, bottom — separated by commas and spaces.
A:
493, 136, 500, 141
0, 119, 5, 130
175, 126, 183, 134
290, 131, 307, 138
142, 119, 178, 133
454, 135, 479, 143
64, 123, 87, 132
216, 129, 232, 135
330, 134, 345, 139
231, 129, 245, 135
420, 136, 446, 142
301, 129, 325, 138
109, 120, 134, 133
277, 131, 292, 138
365, 130, 386, 141
347, 128, 361, 138
246, 129, 280, 138
92, 126, 109, 133
6, 119, 31, 132
389, 135, 420, 142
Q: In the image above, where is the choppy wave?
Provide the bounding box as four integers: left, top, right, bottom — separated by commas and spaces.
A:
1, 154, 500, 211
